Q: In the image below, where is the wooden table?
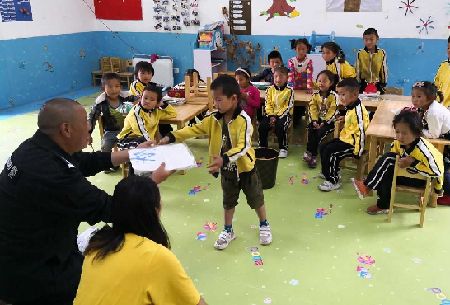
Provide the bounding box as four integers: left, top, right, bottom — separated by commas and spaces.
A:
360, 94, 411, 112
159, 103, 208, 129
259, 89, 312, 106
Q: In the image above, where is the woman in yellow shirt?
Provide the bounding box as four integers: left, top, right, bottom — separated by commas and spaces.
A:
74, 176, 207, 305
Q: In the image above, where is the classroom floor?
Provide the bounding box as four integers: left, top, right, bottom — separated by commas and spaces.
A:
1, 91, 450, 305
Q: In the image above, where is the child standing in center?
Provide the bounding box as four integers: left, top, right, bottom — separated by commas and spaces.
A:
288, 38, 313, 91
355, 28, 388, 94
318, 78, 369, 191
258, 66, 294, 158
321, 42, 356, 81
159, 75, 272, 250
303, 70, 339, 168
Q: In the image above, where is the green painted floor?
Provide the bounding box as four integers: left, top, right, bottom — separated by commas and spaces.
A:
1, 94, 450, 305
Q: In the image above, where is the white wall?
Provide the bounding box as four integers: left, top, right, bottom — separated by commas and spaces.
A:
0, 0, 95, 40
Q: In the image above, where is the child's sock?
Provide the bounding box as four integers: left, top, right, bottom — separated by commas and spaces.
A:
259, 219, 269, 227
224, 224, 233, 233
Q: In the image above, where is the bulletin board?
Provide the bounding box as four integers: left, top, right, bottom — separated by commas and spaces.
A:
0, 0, 32, 22
93, 0, 143, 20
229, 0, 251, 35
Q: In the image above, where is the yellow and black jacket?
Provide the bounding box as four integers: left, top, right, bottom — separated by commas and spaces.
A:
117, 102, 176, 141
339, 99, 369, 157
167, 107, 255, 175
390, 138, 443, 193
434, 59, 450, 107
264, 84, 294, 118
129, 80, 158, 97
308, 90, 338, 124
355, 46, 388, 86
326, 58, 356, 80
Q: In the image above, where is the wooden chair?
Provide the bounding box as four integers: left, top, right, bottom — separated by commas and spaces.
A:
334, 119, 367, 179
387, 156, 435, 228
185, 75, 213, 111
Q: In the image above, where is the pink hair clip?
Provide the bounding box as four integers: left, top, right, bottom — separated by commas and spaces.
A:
413, 81, 425, 88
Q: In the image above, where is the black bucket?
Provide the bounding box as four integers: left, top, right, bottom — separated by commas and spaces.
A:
255, 147, 279, 189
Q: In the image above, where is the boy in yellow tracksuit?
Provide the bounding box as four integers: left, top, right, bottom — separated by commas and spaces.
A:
318, 78, 370, 191
117, 84, 176, 147
258, 66, 294, 158
355, 28, 388, 94
434, 36, 450, 108
159, 75, 272, 251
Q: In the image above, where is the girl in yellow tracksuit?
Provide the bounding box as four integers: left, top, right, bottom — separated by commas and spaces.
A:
321, 42, 356, 81
352, 108, 443, 215
434, 37, 450, 107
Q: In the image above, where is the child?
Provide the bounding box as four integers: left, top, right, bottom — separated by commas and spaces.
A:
235, 67, 261, 118
321, 42, 356, 81
251, 50, 283, 84
159, 75, 272, 250
318, 78, 369, 191
117, 84, 176, 146
434, 36, 450, 108
88, 73, 134, 173
411, 81, 450, 139
303, 70, 339, 168
355, 28, 388, 94
288, 38, 314, 90
352, 108, 443, 214
258, 66, 294, 158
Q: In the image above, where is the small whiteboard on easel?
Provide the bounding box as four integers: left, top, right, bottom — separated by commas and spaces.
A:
308, 54, 327, 81
129, 143, 197, 174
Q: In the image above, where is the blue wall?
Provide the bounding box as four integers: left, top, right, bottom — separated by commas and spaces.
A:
0, 32, 101, 110
1, 31, 448, 110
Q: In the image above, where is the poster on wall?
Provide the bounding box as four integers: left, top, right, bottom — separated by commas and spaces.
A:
260, 0, 300, 21
0, 0, 32, 22
326, 0, 382, 12
229, 0, 251, 35
94, 0, 143, 20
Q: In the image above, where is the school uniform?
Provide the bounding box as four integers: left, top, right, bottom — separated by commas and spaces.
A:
320, 99, 369, 184
258, 84, 294, 150
355, 46, 388, 93
307, 90, 338, 156
326, 58, 356, 81
434, 59, 450, 108
363, 138, 444, 209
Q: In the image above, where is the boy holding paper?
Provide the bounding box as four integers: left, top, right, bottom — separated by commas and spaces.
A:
159, 75, 272, 250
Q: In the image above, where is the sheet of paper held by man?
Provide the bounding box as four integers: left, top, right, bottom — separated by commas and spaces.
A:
129, 143, 197, 173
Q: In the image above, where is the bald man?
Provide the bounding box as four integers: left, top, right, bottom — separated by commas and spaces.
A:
0, 98, 170, 304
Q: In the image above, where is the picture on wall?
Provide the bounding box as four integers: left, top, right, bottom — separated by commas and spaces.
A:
0, 0, 32, 22
94, 0, 143, 20
260, 0, 300, 21
326, 0, 382, 12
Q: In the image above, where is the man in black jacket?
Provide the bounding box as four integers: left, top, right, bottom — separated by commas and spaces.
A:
0, 98, 170, 304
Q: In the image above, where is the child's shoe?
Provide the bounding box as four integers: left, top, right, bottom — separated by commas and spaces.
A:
318, 180, 341, 191
214, 230, 236, 250
303, 151, 312, 162
366, 204, 389, 215
308, 157, 317, 168
351, 178, 369, 199
279, 149, 288, 158
259, 225, 272, 245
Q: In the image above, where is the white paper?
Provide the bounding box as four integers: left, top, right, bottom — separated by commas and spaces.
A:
129, 143, 197, 173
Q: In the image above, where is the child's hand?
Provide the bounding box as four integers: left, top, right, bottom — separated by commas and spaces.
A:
398, 156, 415, 168
151, 162, 174, 184
208, 156, 223, 174
312, 121, 320, 129
158, 136, 170, 145
269, 117, 276, 127
137, 140, 156, 148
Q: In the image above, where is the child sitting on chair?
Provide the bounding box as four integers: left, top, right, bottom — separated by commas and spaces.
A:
129, 61, 156, 98
258, 66, 294, 158
321, 42, 356, 81
303, 70, 339, 168
251, 50, 283, 84
118, 84, 176, 148
352, 108, 444, 214
433, 36, 450, 108
235, 67, 261, 119
318, 78, 369, 191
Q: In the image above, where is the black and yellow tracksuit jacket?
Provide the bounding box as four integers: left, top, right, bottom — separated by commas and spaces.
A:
390, 138, 444, 193
339, 99, 369, 157
129, 80, 158, 97
264, 84, 294, 118
167, 107, 255, 175
326, 58, 356, 80
355, 46, 388, 88
308, 90, 338, 124
434, 59, 450, 107
117, 102, 176, 141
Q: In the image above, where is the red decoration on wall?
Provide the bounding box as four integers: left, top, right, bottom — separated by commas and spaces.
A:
94, 0, 143, 20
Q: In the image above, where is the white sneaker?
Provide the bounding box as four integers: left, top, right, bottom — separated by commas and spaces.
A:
318, 180, 341, 192
279, 149, 288, 158
214, 230, 236, 250
259, 225, 272, 245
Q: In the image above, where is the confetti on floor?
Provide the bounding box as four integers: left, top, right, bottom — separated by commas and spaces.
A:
289, 279, 299, 286
263, 297, 272, 304
412, 257, 423, 264
383, 248, 392, 253
315, 208, 328, 219
250, 246, 264, 266
337, 224, 346, 229
356, 254, 376, 279
203, 222, 217, 232
188, 184, 210, 196
196, 157, 204, 167
196, 232, 207, 241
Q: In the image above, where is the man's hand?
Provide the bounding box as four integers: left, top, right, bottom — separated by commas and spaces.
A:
137, 140, 156, 149
269, 117, 276, 127
151, 162, 174, 184
158, 136, 170, 145
398, 156, 415, 168
207, 156, 223, 174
